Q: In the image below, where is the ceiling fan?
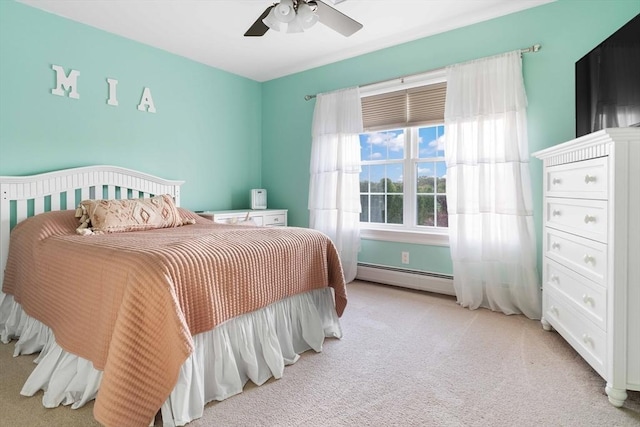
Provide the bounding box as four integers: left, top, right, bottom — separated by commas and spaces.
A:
244, 0, 363, 37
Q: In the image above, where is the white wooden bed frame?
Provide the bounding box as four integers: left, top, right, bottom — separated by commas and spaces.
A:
0, 165, 184, 290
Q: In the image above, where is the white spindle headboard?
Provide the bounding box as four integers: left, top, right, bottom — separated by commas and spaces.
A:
0, 165, 185, 289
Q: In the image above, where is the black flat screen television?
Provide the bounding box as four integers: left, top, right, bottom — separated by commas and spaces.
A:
575, 14, 640, 138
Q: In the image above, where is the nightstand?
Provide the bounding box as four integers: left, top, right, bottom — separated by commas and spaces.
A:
198, 209, 287, 227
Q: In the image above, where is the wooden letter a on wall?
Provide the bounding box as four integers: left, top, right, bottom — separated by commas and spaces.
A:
137, 87, 156, 113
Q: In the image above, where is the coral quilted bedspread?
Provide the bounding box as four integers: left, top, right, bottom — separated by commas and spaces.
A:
2, 210, 346, 426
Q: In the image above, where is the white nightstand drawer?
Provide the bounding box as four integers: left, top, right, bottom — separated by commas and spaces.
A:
199, 209, 287, 227
544, 258, 606, 330
545, 198, 608, 243
263, 213, 286, 226
545, 228, 607, 286
222, 216, 260, 225
546, 157, 608, 199
545, 288, 606, 377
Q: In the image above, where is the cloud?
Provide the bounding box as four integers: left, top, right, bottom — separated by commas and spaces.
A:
418, 134, 446, 157
429, 134, 445, 151
366, 131, 404, 153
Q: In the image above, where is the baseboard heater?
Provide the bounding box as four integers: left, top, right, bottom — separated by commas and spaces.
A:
356, 263, 455, 296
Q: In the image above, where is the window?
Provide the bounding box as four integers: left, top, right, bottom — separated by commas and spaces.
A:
357, 70, 449, 245
360, 124, 447, 229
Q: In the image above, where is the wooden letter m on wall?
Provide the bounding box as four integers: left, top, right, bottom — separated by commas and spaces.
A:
51, 64, 80, 99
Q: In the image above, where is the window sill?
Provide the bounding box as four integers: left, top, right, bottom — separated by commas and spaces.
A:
360, 227, 450, 247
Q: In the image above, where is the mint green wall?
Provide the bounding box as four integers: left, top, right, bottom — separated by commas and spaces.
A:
0, 1, 262, 211
262, 0, 639, 275
2, 0, 638, 277
359, 240, 453, 275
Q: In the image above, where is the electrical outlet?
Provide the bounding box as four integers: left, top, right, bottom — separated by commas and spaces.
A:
401, 251, 409, 264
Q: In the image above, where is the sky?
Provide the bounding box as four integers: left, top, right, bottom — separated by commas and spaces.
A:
360, 125, 446, 184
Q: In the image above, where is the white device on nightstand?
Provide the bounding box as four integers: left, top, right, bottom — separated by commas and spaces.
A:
251, 189, 267, 210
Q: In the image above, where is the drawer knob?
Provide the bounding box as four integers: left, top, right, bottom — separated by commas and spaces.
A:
583, 254, 595, 265
550, 305, 559, 315
551, 242, 560, 250
582, 294, 594, 305
584, 175, 597, 184
550, 275, 559, 283
552, 210, 561, 217
582, 334, 594, 346
552, 178, 562, 185
584, 215, 596, 224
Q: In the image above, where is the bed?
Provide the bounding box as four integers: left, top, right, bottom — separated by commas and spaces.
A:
0, 165, 346, 427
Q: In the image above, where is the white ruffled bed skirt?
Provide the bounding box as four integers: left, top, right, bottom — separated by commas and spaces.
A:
0, 288, 342, 426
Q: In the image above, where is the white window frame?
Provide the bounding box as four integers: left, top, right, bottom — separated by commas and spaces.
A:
359, 69, 449, 247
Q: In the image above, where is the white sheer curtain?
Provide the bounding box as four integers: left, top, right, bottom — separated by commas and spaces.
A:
444, 51, 541, 319
309, 87, 363, 282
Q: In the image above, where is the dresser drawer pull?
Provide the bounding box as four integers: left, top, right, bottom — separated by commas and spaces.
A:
583, 254, 595, 265
584, 175, 597, 184
584, 215, 596, 223
551, 242, 560, 250
582, 334, 594, 346
550, 275, 559, 283
552, 210, 562, 217
582, 294, 594, 306
552, 178, 562, 185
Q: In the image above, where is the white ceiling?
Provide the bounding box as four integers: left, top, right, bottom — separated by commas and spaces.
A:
18, 0, 554, 82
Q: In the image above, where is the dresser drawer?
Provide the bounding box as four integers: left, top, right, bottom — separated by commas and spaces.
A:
546, 157, 608, 199
544, 258, 606, 330
263, 213, 286, 226
545, 198, 608, 243
545, 228, 607, 285
545, 288, 606, 377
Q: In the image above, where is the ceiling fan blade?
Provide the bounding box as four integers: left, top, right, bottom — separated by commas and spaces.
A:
316, 0, 363, 37
244, 5, 273, 37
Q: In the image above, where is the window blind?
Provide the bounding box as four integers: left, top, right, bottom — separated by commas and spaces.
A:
361, 82, 446, 131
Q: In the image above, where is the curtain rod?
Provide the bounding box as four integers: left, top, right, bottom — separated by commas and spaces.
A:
304, 43, 541, 101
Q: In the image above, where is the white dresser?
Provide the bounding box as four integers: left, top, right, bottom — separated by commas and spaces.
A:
533, 128, 640, 407
198, 209, 287, 227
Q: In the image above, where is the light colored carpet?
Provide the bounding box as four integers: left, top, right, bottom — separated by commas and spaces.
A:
1, 280, 638, 426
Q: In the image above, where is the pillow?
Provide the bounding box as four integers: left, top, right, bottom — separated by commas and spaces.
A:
75, 194, 193, 235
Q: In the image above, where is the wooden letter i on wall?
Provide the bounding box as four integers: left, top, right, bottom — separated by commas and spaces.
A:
107, 78, 119, 106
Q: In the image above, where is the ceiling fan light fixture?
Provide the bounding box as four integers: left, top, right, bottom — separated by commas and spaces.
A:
286, 17, 304, 33
297, 1, 319, 29
262, 7, 283, 31
274, 0, 296, 23
253, 0, 360, 37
